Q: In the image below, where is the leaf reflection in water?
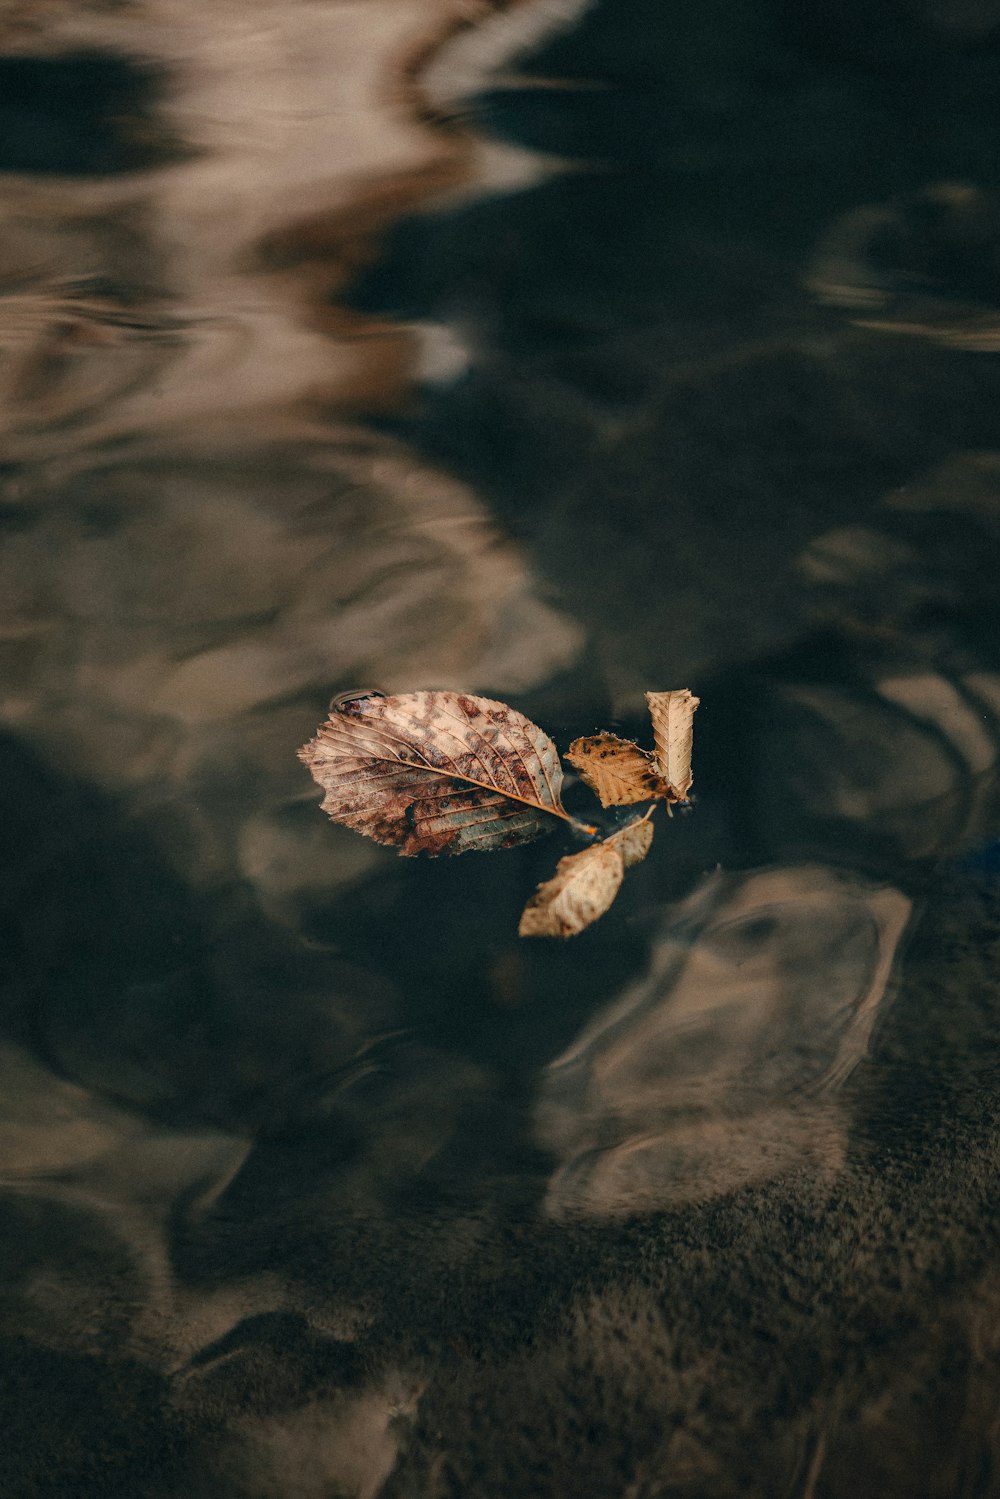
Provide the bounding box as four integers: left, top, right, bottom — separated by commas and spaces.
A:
537, 865, 911, 1216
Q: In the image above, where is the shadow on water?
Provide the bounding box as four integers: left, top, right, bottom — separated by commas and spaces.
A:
5, 1, 1000, 1495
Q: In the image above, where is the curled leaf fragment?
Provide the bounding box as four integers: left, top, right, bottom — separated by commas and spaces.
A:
519, 840, 625, 939
646, 689, 699, 802
518, 815, 653, 939
298, 689, 592, 856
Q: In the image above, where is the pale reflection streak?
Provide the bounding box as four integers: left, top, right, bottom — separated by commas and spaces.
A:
0, 0, 590, 465
0, 1, 588, 913
538, 866, 911, 1216
0, 1040, 424, 1497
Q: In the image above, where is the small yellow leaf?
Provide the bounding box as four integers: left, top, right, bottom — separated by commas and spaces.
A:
645, 689, 699, 801
518, 841, 625, 939
566, 733, 669, 807
605, 815, 654, 869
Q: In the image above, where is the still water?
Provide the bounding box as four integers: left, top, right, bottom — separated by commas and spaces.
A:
4, 2, 1000, 1495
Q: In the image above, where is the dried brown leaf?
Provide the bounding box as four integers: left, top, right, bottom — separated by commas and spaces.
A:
566, 733, 668, 807
646, 689, 699, 801
518, 840, 625, 939
604, 814, 654, 869
299, 689, 591, 856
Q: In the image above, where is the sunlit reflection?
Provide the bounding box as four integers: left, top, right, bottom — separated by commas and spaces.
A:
538, 865, 911, 1215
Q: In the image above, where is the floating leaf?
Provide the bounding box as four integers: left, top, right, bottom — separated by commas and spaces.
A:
300, 687, 695, 934
565, 733, 666, 807
519, 815, 653, 938
604, 814, 654, 869
299, 690, 593, 856
519, 840, 625, 939
567, 689, 699, 807
646, 689, 699, 801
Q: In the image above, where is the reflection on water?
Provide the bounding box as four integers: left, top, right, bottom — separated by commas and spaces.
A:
1, 437, 580, 917
538, 865, 911, 1215
4, 0, 1000, 1495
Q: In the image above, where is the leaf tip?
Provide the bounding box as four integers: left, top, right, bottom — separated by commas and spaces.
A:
605, 815, 655, 868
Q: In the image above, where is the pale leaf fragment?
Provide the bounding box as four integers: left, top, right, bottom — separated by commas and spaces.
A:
566, 733, 668, 807
646, 689, 700, 801
605, 814, 654, 869
519, 841, 625, 939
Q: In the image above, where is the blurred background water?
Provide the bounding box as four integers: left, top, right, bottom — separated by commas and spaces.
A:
4, 2, 1000, 1495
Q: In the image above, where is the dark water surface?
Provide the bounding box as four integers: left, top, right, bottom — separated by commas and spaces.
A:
4, 3, 1000, 1495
